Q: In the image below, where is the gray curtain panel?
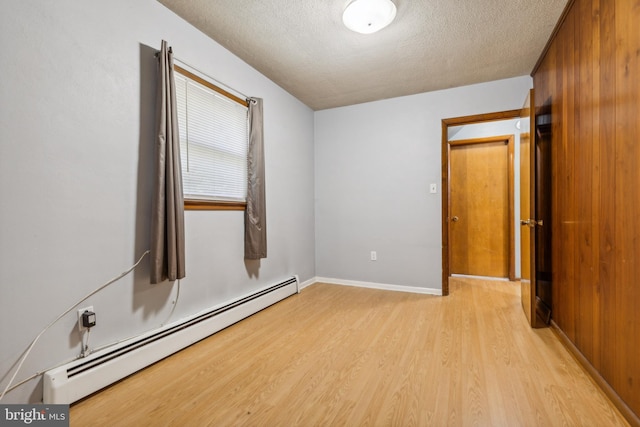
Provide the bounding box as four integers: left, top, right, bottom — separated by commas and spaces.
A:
245, 98, 267, 259
150, 40, 186, 283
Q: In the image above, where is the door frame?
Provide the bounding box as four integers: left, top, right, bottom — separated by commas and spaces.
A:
441, 110, 521, 296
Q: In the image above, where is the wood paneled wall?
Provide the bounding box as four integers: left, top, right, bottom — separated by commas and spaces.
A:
532, 0, 640, 422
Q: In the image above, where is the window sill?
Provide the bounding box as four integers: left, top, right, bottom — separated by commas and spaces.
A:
184, 199, 246, 211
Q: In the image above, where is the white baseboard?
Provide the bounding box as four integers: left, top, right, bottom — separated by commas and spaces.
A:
304, 276, 442, 296
451, 274, 509, 282
299, 276, 317, 290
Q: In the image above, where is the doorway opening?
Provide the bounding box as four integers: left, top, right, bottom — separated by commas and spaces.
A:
441, 110, 521, 296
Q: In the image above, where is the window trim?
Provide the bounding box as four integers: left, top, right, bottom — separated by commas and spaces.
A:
174, 64, 249, 211
184, 199, 246, 211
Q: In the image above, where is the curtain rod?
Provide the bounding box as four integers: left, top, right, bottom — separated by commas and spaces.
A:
155, 51, 253, 103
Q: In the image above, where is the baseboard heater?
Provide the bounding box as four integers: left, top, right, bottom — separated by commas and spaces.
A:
43, 276, 299, 404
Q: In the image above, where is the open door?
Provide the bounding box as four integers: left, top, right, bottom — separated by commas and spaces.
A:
533, 99, 553, 327
519, 90, 534, 325
520, 89, 553, 328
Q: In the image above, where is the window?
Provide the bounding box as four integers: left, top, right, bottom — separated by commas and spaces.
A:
174, 64, 249, 210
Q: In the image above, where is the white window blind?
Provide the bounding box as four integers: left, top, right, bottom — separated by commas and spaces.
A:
174, 71, 249, 202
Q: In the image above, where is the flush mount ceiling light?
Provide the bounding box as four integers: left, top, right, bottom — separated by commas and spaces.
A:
342, 0, 397, 34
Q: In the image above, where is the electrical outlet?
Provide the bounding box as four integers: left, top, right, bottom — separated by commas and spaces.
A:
78, 306, 94, 332
371, 251, 377, 261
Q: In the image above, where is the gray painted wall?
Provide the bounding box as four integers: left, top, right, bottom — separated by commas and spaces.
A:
314, 78, 532, 290
0, 0, 315, 403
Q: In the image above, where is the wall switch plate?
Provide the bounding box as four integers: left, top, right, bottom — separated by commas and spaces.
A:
78, 306, 94, 332
430, 183, 437, 194
371, 251, 377, 261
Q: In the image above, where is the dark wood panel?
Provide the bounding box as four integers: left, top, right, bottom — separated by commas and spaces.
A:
597, 0, 617, 387
533, 0, 640, 423
574, 0, 595, 364
585, 0, 602, 373
559, 7, 577, 343
614, 0, 640, 414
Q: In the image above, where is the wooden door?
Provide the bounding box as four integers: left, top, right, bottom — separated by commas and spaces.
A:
519, 89, 534, 325
533, 100, 553, 326
520, 89, 553, 328
449, 137, 513, 278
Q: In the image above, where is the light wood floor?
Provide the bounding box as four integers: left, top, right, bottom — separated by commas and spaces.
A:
70, 277, 629, 426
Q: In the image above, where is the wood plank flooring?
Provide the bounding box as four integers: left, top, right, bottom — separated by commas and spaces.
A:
70, 277, 629, 426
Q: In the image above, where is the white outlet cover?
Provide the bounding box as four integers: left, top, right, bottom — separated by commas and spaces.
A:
430, 184, 437, 194
77, 306, 94, 332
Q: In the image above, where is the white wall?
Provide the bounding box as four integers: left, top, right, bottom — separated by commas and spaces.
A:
314, 77, 532, 290
0, 0, 315, 403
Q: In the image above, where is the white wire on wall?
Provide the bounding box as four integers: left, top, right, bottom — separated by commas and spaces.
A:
0, 250, 180, 402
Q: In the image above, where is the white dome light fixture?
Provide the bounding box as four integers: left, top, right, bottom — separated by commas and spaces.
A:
342, 0, 397, 34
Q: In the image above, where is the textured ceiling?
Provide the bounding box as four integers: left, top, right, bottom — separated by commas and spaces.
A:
158, 0, 567, 110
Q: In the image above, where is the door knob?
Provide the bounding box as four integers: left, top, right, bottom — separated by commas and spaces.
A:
520, 219, 543, 228
452, 216, 459, 222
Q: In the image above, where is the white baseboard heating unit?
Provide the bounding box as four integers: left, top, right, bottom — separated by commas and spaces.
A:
43, 276, 299, 404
